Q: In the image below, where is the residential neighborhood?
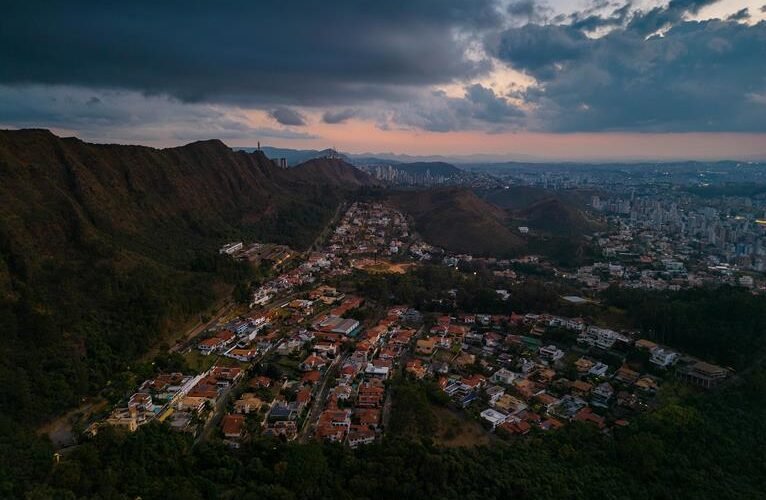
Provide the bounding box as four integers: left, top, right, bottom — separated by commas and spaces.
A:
93, 202, 731, 448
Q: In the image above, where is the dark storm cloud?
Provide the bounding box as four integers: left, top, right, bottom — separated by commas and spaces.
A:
727, 8, 750, 20
570, 3, 633, 31
392, 84, 524, 132
0, 85, 318, 143
0, 0, 501, 107
507, 0, 552, 22
626, 0, 718, 35
488, 1, 766, 133
270, 107, 306, 126
322, 109, 358, 124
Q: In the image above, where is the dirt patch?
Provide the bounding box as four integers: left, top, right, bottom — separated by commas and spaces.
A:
432, 406, 491, 448
352, 259, 415, 274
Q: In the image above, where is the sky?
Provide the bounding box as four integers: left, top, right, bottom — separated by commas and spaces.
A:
1, 0, 765, 161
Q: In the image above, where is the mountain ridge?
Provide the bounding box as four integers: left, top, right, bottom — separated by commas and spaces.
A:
0, 129, 374, 424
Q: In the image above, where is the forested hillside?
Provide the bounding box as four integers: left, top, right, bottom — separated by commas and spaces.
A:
0, 129, 373, 425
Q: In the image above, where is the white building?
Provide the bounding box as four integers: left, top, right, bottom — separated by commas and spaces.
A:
219, 242, 243, 255
650, 347, 679, 368
539, 344, 565, 362
480, 408, 509, 430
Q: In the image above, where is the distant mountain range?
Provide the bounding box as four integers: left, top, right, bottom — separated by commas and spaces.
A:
235, 146, 472, 185
236, 145, 766, 166
236, 145, 527, 166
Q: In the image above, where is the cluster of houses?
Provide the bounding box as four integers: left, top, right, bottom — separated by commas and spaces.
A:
330, 202, 410, 258
212, 295, 368, 445
197, 315, 270, 361
96, 366, 243, 436
404, 311, 729, 436
312, 306, 419, 447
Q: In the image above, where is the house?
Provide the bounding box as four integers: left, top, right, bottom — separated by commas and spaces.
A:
513, 379, 539, 399
491, 368, 518, 385
614, 366, 640, 385
677, 361, 729, 389
461, 374, 486, 391
416, 337, 438, 355
574, 407, 606, 429
591, 382, 613, 408
539, 418, 565, 431
500, 420, 531, 435
128, 393, 154, 412
263, 420, 298, 441
635, 339, 658, 351
480, 408, 509, 430
539, 345, 564, 362
485, 385, 505, 405
226, 348, 258, 362
354, 408, 381, 429
494, 394, 527, 415
295, 388, 312, 409
331, 384, 354, 401
588, 362, 609, 378
551, 395, 587, 420
634, 376, 659, 393
187, 382, 219, 400
571, 380, 593, 396
302, 370, 322, 385
574, 357, 594, 373
221, 414, 245, 439
234, 394, 263, 414
348, 429, 376, 447
364, 363, 389, 380
197, 336, 224, 355
269, 403, 298, 422
649, 347, 680, 368
177, 396, 208, 413
406, 359, 427, 379
458, 391, 478, 408
331, 318, 361, 336
534, 392, 560, 409
318, 409, 352, 431
357, 381, 385, 408
300, 355, 327, 372
249, 376, 272, 389
211, 366, 243, 386
535, 368, 556, 384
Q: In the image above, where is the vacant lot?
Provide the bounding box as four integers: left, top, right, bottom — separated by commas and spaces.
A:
353, 259, 415, 274
432, 406, 491, 448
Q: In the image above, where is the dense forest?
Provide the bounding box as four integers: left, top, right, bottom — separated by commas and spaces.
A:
5, 364, 765, 499
0, 130, 371, 426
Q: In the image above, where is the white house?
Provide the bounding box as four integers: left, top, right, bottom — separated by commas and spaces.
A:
491, 368, 518, 385
650, 347, 680, 368
539, 345, 565, 362
480, 408, 509, 430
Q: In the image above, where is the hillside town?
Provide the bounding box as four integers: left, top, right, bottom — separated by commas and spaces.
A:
91, 201, 731, 448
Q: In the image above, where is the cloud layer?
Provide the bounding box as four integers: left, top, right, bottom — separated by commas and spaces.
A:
489, 2, 766, 132
0, 0, 764, 139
